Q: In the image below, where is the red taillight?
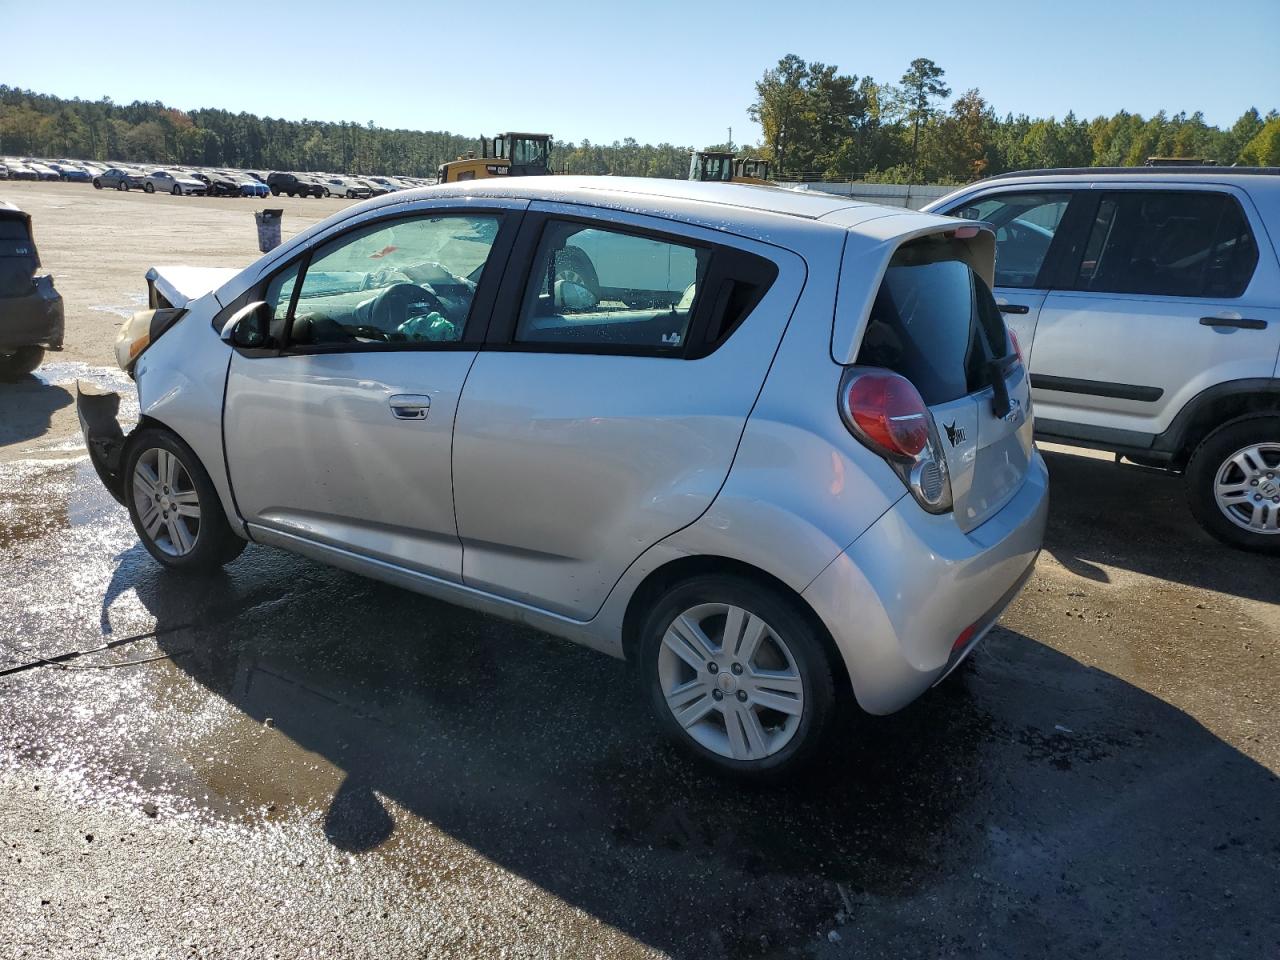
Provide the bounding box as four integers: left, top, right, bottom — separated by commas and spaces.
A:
1008, 328, 1024, 362
844, 372, 930, 458
952, 623, 978, 652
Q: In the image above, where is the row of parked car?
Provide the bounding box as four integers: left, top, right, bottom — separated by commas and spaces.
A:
0, 156, 435, 199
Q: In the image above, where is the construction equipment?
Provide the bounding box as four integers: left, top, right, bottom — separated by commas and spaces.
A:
688, 151, 773, 185
437, 133, 553, 183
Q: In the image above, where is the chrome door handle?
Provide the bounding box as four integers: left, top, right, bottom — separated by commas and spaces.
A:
389, 394, 431, 420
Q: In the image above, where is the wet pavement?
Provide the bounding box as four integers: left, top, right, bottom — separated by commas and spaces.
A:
1, 367, 1278, 959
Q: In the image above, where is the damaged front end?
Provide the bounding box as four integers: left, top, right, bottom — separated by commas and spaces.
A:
76, 381, 128, 504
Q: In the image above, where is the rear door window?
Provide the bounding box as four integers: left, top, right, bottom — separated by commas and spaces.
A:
949, 192, 1070, 288
514, 221, 710, 352
1072, 191, 1259, 298
857, 240, 1009, 405
0, 218, 38, 297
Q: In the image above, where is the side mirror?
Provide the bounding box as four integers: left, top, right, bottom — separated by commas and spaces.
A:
220, 301, 272, 348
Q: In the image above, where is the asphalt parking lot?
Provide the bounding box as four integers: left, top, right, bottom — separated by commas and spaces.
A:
1, 180, 1278, 959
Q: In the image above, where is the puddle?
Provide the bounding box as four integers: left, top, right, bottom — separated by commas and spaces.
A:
88, 292, 147, 319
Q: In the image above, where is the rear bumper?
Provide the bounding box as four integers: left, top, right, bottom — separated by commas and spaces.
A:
75, 383, 128, 505
0, 278, 64, 351
802, 450, 1049, 715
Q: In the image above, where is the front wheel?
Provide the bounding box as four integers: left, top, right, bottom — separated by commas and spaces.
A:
0, 346, 44, 381
118, 180, 129, 191
638, 574, 837, 779
172, 185, 182, 195
1187, 416, 1280, 553
124, 428, 246, 571
93, 178, 103, 189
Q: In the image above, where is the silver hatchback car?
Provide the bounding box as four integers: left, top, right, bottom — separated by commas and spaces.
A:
78, 178, 1048, 777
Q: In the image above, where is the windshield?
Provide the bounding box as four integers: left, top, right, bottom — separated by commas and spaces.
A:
511, 137, 548, 168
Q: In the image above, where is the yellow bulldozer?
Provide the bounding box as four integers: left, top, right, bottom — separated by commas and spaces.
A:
437, 132, 553, 183
688, 151, 773, 185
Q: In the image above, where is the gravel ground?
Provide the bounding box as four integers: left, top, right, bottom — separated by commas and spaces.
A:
0, 180, 1277, 959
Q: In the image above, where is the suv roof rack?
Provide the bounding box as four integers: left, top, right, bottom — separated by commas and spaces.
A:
983, 166, 1280, 181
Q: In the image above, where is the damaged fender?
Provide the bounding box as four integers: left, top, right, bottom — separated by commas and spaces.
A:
76, 381, 127, 504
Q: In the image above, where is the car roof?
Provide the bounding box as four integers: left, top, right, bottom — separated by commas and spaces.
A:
349, 175, 951, 231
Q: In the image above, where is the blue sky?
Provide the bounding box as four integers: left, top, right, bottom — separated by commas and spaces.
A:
2, 0, 1276, 146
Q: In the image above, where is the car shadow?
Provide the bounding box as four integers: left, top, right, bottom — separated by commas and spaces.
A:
0, 374, 72, 447
104, 548, 1280, 958
1040, 446, 1280, 603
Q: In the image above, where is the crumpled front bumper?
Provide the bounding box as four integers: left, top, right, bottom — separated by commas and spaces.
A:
75, 382, 127, 505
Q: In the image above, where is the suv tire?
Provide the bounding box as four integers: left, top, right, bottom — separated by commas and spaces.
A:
1186, 415, 1280, 554
638, 574, 838, 780
124, 427, 246, 572
0, 346, 44, 381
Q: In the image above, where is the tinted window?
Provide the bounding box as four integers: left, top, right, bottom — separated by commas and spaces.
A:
1074, 191, 1258, 298
857, 241, 1009, 405
0, 218, 38, 297
284, 214, 501, 348
951, 192, 1070, 288
515, 221, 710, 352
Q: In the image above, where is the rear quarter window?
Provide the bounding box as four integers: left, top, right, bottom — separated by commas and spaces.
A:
856, 239, 1008, 405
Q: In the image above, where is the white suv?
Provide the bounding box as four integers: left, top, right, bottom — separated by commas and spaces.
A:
927, 168, 1280, 552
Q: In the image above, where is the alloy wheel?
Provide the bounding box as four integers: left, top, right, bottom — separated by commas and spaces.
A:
131, 447, 202, 556
656, 603, 805, 761
1213, 442, 1280, 534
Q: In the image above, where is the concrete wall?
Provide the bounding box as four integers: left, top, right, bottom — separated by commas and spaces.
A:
782, 181, 956, 210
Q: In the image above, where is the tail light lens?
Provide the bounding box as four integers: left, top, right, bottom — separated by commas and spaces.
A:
839, 369, 953, 514
845, 373, 930, 458
1008, 328, 1023, 362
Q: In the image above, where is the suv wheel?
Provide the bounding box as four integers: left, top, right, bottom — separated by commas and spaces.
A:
1187, 416, 1280, 553
124, 427, 246, 571
638, 574, 837, 779
0, 346, 45, 381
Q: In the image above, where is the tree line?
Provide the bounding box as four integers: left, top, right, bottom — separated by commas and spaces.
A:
749, 54, 1279, 181
2, 70, 1277, 184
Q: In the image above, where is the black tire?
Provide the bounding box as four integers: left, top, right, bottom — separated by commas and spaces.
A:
270, 186, 280, 196
637, 573, 838, 780
118, 180, 129, 191
553, 245, 602, 301
144, 182, 155, 193
0, 346, 45, 381
93, 178, 102, 189
123, 427, 246, 572
1186, 415, 1280, 554
286, 191, 295, 198
322, 188, 331, 198
172, 185, 182, 196
346, 190, 356, 199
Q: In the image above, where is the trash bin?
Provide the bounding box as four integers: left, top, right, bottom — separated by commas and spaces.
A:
254, 209, 284, 253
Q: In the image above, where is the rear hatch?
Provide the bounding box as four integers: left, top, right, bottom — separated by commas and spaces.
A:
855, 235, 1033, 532
0, 212, 38, 299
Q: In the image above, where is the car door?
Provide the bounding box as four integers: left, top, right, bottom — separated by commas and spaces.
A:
937, 188, 1076, 364
451, 203, 808, 619
1028, 185, 1280, 438
221, 201, 523, 580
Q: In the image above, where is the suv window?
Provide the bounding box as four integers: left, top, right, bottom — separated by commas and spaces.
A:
951, 192, 1070, 288
515, 221, 710, 352
857, 238, 1010, 405
1073, 191, 1259, 298
282, 213, 502, 348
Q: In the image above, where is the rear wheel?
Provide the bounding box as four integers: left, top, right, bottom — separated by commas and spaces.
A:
144, 182, 155, 193
1186, 416, 1280, 554
638, 574, 837, 779
0, 346, 45, 381
124, 427, 246, 572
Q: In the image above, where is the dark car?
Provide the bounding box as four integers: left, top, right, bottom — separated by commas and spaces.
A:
0, 201, 64, 380
93, 167, 147, 191
51, 163, 93, 183
266, 172, 324, 198
192, 170, 243, 197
